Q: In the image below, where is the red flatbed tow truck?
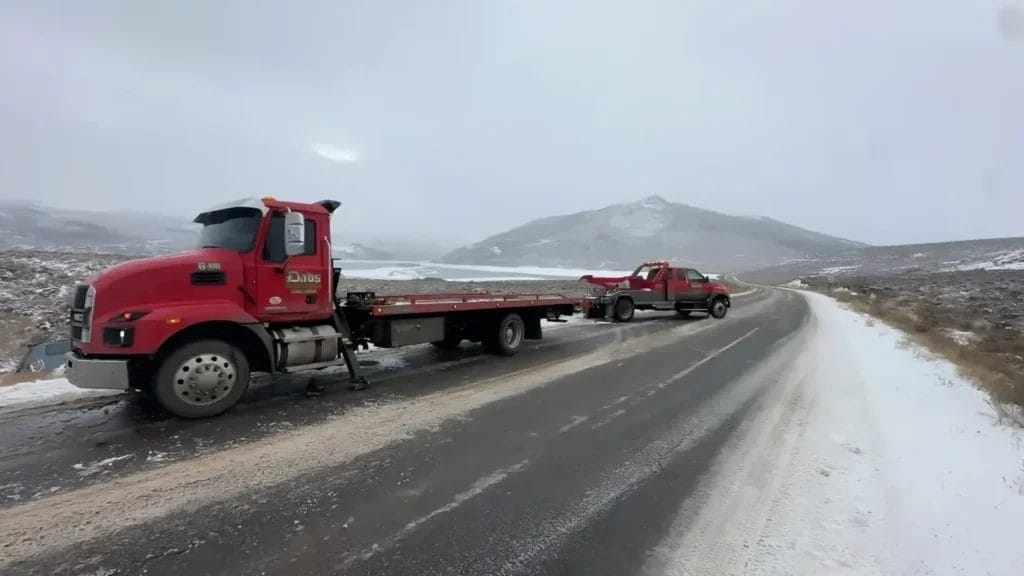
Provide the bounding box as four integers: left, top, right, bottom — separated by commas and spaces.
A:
63, 197, 585, 418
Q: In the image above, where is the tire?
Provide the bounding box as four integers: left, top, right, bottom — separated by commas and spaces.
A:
153, 340, 250, 419
484, 313, 525, 356
709, 297, 728, 319
613, 298, 635, 322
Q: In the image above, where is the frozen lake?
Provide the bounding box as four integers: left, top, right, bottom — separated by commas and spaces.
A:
335, 260, 633, 282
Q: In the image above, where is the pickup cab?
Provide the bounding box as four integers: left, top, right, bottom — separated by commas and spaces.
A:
580, 261, 731, 322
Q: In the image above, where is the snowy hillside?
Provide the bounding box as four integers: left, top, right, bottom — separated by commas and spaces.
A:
746, 236, 1024, 283
441, 195, 865, 270
0, 200, 196, 255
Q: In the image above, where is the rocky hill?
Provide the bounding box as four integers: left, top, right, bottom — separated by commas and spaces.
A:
441, 196, 866, 271
744, 236, 1024, 285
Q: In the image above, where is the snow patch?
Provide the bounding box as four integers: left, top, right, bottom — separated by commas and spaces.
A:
0, 377, 122, 413
72, 455, 134, 476
947, 248, 1024, 271
785, 279, 808, 288
818, 264, 860, 275
943, 329, 978, 346
489, 246, 502, 255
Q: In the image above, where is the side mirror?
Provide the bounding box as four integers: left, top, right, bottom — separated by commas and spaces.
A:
284, 211, 306, 256
703, 275, 710, 282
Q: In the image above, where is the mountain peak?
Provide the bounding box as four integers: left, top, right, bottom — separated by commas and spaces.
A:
636, 195, 670, 210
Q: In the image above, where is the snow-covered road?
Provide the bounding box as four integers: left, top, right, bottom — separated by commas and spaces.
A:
659, 291, 1024, 575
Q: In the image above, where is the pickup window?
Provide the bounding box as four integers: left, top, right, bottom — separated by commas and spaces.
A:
686, 269, 706, 282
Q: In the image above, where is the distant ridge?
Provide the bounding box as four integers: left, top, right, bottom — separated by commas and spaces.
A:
441, 195, 866, 270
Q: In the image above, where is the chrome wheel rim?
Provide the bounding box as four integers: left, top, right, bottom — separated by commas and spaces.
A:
173, 353, 237, 406
713, 301, 725, 315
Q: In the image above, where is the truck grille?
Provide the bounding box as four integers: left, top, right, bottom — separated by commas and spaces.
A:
70, 284, 95, 343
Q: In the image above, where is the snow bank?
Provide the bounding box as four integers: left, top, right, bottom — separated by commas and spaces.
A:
784, 278, 808, 288
749, 292, 1024, 574
0, 377, 122, 413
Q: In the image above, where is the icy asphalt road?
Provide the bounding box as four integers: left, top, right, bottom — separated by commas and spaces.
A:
0, 287, 814, 575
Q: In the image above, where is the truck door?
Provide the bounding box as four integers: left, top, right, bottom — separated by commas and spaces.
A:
255, 212, 331, 320
680, 269, 710, 302
654, 267, 669, 300
668, 268, 689, 301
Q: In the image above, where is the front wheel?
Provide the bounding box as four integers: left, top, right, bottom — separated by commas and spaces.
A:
709, 297, 728, 319
153, 340, 250, 419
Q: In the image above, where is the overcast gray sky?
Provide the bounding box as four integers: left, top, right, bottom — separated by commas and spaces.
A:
2, 1, 1022, 246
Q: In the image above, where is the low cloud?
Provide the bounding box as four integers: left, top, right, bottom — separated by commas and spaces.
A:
310, 143, 361, 163
998, 5, 1024, 40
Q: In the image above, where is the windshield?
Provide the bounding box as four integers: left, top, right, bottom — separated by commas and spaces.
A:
196, 208, 263, 251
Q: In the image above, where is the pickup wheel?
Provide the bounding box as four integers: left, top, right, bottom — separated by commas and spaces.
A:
484, 313, 524, 356
153, 340, 250, 419
613, 298, 635, 322
709, 297, 728, 319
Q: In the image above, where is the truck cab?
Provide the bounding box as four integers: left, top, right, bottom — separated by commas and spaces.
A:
581, 261, 731, 322
64, 197, 352, 418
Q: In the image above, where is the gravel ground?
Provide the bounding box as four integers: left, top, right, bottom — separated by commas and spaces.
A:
0, 250, 129, 371
797, 270, 1024, 334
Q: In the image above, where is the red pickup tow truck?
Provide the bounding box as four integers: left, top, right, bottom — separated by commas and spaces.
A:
581, 261, 731, 322
64, 197, 584, 418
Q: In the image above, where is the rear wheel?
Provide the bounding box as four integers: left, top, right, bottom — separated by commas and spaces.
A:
613, 298, 635, 322
484, 313, 525, 355
153, 340, 250, 419
709, 297, 728, 319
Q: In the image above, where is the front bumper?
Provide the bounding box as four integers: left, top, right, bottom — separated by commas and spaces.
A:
64, 352, 131, 390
